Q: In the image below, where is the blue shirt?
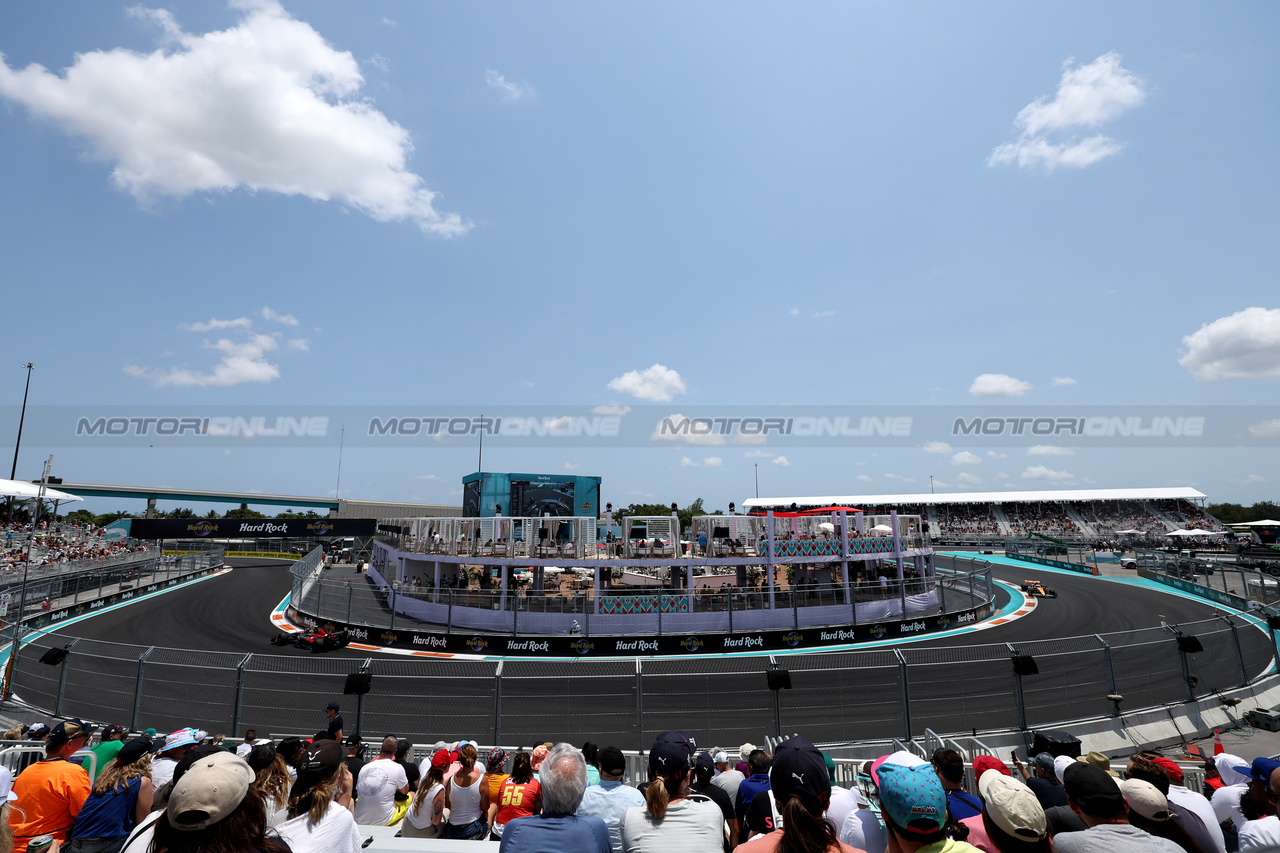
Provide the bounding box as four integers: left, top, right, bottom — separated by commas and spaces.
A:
577, 781, 646, 853
499, 813, 611, 853
69, 776, 141, 840
735, 773, 770, 819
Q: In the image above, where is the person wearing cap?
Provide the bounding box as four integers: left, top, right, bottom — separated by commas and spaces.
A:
1120, 778, 1202, 853
273, 739, 360, 853
874, 758, 979, 853
619, 732, 722, 853
1011, 753, 1068, 811
973, 768, 1048, 853
501, 743, 610, 853
688, 751, 736, 851
578, 746, 647, 853
1238, 765, 1280, 851
65, 737, 154, 853
486, 747, 511, 812
735, 750, 773, 844
150, 730, 197, 793
932, 749, 982, 821
351, 736, 409, 826
402, 749, 450, 839
713, 752, 746, 802
9, 718, 95, 853
340, 727, 366, 788
491, 751, 543, 841
838, 762, 885, 853
1214, 756, 1279, 833
324, 702, 344, 742
145, 751, 290, 853
27, 723, 50, 742
737, 736, 859, 853
393, 739, 420, 794
1054, 762, 1182, 853
1143, 756, 1224, 853
89, 726, 129, 781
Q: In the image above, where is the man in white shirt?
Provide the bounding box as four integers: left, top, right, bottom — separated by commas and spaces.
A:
352, 736, 409, 826
712, 751, 745, 800
1240, 765, 1280, 851
1146, 756, 1225, 853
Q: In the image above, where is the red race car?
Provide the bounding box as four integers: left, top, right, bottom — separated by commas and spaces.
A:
270, 625, 351, 652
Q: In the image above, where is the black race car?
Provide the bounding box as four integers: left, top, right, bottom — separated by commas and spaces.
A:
1019, 579, 1058, 598
270, 625, 351, 652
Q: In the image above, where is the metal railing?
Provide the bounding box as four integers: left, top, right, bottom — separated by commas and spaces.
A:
9, 607, 1272, 753
289, 551, 993, 637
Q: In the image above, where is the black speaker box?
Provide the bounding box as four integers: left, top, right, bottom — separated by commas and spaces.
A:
766, 669, 792, 691
1030, 729, 1081, 759
343, 671, 372, 695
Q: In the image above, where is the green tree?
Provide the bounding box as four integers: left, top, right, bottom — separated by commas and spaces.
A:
64, 509, 96, 525
1208, 501, 1280, 525
616, 498, 720, 532
223, 503, 266, 519
93, 510, 135, 525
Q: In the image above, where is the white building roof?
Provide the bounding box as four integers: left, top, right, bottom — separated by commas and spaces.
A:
743, 487, 1207, 508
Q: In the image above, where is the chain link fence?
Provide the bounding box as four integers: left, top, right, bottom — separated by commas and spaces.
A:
11, 607, 1274, 747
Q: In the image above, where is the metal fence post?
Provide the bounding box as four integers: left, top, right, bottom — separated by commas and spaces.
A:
347, 585, 353, 624
317, 581, 324, 621
635, 658, 645, 755
514, 592, 520, 637
792, 583, 799, 630
1007, 643, 1028, 733
97, 570, 105, 599
356, 658, 372, 738
728, 590, 734, 634
232, 653, 252, 734
1095, 634, 1120, 716
1164, 625, 1198, 703
54, 637, 80, 717
1218, 614, 1249, 687
447, 590, 454, 634
894, 648, 912, 741
937, 570, 947, 616
493, 661, 504, 745
657, 591, 663, 637
132, 647, 155, 732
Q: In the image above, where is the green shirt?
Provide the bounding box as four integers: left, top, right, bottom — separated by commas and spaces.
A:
89, 739, 123, 779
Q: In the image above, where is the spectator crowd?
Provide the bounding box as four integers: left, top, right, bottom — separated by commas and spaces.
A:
0, 705, 1270, 853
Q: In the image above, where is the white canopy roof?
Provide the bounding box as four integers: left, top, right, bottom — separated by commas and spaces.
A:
0, 478, 84, 503
1229, 519, 1280, 527
744, 487, 1206, 508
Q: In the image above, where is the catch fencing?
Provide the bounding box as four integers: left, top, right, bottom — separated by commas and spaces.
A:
289, 550, 993, 637
10, 601, 1274, 751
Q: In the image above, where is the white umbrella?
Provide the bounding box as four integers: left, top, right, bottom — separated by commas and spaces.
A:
1230, 520, 1280, 527
871, 524, 894, 534
818, 522, 836, 532
0, 478, 84, 503
1114, 529, 1145, 535
1185, 529, 1221, 536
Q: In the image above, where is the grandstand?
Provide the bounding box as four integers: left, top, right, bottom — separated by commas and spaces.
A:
743, 487, 1222, 545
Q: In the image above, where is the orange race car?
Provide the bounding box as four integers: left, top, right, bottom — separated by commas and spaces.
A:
1019, 579, 1058, 598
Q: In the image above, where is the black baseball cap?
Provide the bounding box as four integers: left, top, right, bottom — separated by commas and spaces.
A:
115, 738, 152, 766
649, 731, 695, 775
325, 702, 340, 711
694, 751, 716, 777
771, 736, 831, 809
48, 718, 95, 747
1063, 762, 1124, 813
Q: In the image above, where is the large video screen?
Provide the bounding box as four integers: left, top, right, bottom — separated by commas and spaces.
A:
462, 480, 481, 517
510, 479, 576, 517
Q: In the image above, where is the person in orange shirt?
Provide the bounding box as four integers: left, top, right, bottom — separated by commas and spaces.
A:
9, 718, 94, 852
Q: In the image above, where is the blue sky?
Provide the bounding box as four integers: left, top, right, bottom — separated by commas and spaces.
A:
1, 1, 1277, 514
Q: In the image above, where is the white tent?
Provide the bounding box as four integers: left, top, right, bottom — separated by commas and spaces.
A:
1230, 520, 1280, 527
1114, 529, 1145, 535
0, 478, 83, 503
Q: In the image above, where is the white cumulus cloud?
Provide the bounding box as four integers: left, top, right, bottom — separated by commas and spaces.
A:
563, 462, 580, 471
261, 306, 299, 326
770, 456, 790, 467
485, 69, 531, 101
743, 450, 775, 459
988, 52, 1145, 172
681, 456, 724, 468
969, 373, 1032, 397
956, 472, 982, 486
856, 474, 873, 482
1027, 445, 1075, 457
609, 364, 686, 402
1051, 377, 1078, 386
987, 451, 1008, 459
1021, 465, 1076, 483
951, 451, 982, 466
921, 441, 953, 454
0, 1, 468, 236
126, 306, 309, 387
1249, 419, 1280, 438
1179, 307, 1280, 380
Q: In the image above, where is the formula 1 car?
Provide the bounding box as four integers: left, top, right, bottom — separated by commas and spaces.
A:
1019, 579, 1058, 598
270, 625, 351, 652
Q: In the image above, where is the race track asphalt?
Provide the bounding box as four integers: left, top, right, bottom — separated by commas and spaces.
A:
40, 558, 1235, 655
20, 556, 1268, 746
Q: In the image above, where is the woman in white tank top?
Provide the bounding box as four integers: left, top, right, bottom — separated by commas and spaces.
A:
443, 743, 490, 840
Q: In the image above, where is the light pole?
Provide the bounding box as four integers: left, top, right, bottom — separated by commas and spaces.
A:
930, 475, 935, 495
6, 363, 34, 523
754, 464, 759, 498
4, 454, 51, 700
477, 414, 485, 473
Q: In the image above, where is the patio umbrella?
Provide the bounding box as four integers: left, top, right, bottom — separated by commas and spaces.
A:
0, 478, 84, 503
818, 522, 836, 532
871, 524, 894, 534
